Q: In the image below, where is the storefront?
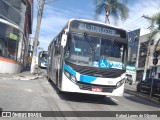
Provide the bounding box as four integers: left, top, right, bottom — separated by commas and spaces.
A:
126, 63, 136, 84
0, 20, 24, 73
0, 0, 33, 73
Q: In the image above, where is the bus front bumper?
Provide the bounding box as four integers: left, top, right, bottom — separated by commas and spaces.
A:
61, 74, 124, 96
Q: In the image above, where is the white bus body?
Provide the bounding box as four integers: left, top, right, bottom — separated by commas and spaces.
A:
47, 19, 128, 96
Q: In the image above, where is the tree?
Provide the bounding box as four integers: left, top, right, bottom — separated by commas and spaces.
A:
150, 12, 160, 53
94, 0, 129, 24
144, 13, 160, 98
142, 13, 160, 80
150, 12, 160, 31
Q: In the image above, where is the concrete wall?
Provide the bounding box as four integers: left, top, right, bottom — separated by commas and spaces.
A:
0, 58, 23, 74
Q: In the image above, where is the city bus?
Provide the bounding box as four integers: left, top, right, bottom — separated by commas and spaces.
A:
47, 19, 128, 97
38, 51, 48, 68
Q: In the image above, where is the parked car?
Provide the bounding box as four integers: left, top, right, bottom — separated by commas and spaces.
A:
137, 78, 160, 96
125, 74, 133, 85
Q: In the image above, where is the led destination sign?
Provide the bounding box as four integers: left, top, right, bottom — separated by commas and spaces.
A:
78, 23, 118, 36
70, 20, 127, 38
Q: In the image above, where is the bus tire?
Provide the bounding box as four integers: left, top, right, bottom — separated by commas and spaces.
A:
56, 71, 59, 87
56, 71, 63, 94
56, 84, 63, 94
47, 76, 52, 82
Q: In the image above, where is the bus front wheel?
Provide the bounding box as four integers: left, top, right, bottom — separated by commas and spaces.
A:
56, 71, 63, 94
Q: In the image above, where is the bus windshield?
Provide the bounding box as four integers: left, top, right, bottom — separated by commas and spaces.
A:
65, 33, 127, 70
40, 52, 48, 61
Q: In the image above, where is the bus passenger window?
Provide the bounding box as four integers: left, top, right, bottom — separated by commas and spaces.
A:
40, 53, 42, 57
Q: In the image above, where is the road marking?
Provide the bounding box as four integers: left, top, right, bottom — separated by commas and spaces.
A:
25, 89, 33, 92
110, 97, 118, 102
0, 84, 33, 92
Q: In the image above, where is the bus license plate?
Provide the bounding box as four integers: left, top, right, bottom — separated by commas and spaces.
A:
91, 87, 102, 92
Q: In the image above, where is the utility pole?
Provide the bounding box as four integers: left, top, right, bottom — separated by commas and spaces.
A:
31, 0, 45, 74
142, 37, 151, 80
141, 15, 152, 80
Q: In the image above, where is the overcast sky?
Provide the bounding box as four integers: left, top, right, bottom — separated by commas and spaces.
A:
32, 0, 160, 52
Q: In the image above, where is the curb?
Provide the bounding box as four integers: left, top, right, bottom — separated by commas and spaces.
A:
0, 76, 40, 81
124, 89, 160, 104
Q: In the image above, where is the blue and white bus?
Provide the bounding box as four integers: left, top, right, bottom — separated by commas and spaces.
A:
38, 51, 48, 68
47, 19, 128, 97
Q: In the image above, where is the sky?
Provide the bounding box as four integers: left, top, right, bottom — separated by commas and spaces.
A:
32, 0, 160, 52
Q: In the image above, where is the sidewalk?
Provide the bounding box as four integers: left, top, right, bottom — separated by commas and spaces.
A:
0, 67, 43, 81
124, 83, 160, 104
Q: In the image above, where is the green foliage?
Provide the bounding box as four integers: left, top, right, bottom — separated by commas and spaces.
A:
151, 12, 160, 30
148, 12, 160, 55
94, 0, 129, 24
147, 12, 160, 40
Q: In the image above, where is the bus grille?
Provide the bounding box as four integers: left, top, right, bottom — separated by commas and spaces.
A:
65, 61, 125, 78
77, 82, 116, 92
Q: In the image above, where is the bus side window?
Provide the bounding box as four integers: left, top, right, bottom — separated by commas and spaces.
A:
55, 39, 58, 55
40, 53, 42, 57
55, 37, 61, 55
58, 38, 61, 54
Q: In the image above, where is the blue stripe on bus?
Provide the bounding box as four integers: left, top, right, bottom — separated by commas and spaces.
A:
80, 74, 97, 83
64, 64, 76, 77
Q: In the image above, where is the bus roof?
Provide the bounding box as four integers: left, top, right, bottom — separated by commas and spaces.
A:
39, 51, 48, 54
68, 19, 126, 31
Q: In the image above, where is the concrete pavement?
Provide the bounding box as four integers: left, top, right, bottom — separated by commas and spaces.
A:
0, 68, 159, 104
124, 83, 160, 104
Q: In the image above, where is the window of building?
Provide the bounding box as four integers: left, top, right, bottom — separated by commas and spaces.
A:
158, 73, 160, 79
0, 0, 26, 30
0, 22, 23, 62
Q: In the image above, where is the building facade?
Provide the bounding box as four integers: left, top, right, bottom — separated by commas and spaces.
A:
127, 29, 140, 84
128, 28, 160, 83
136, 32, 160, 81
0, 0, 33, 73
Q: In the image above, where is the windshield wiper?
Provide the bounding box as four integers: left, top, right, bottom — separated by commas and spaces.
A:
105, 40, 115, 53
84, 32, 95, 52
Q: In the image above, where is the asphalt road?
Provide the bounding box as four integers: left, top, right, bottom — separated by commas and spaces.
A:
0, 69, 159, 120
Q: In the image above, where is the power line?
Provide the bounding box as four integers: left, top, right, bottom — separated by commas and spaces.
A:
126, 22, 150, 30
152, 0, 160, 6
122, 17, 142, 28
144, 0, 160, 10
124, 18, 146, 29
125, 19, 150, 30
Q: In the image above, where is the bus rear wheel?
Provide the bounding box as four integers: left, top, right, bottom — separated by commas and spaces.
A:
56, 71, 63, 94
47, 76, 52, 82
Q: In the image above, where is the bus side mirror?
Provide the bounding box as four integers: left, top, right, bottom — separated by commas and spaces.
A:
61, 34, 67, 47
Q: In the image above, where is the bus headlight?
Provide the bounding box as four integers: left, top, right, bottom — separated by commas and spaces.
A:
64, 70, 70, 79
71, 76, 76, 82
64, 70, 77, 83
41, 61, 46, 65
116, 79, 125, 88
